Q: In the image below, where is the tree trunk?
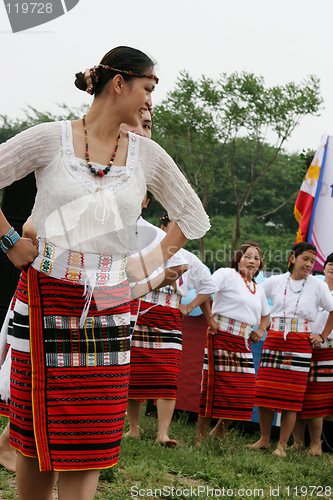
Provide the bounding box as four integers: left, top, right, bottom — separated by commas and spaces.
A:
229, 206, 241, 265
198, 237, 205, 263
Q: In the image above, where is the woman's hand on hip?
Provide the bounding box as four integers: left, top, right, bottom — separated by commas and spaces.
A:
7, 238, 38, 270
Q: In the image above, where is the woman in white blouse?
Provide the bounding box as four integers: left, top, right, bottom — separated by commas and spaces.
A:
197, 242, 270, 442
0, 46, 210, 500
250, 243, 333, 457
293, 252, 333, 456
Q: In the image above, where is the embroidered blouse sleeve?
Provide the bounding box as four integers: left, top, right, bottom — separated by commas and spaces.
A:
0, 122, 62, 189
139, 138, 210, 240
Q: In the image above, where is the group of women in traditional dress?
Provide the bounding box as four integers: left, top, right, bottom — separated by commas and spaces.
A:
0, 44, 333, 500
197, 241, 333, 457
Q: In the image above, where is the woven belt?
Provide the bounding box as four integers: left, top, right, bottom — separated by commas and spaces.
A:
214, 314, 252, 337
32, 238, 127, 287
142, 290, 181, 310
270, 317, 311, 340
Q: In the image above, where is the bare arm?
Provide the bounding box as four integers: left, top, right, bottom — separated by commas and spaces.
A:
126, 222, 188, 282
0, 209, 37, 269
130, 264, 188, 299
310, 310, 333, 346
22, 216, 37, 246
250, 314, 270, 344
200, 299, 219, 335
179, 293, 212, 318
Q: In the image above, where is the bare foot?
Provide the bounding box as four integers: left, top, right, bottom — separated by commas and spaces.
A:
246, 438, 270, 450
210, 423, 227, 439
0, 424, 17, 472
272, 442, 287, 457
123, 430, 140, 439
289, 441, 305, 452
0, 448, 17, 472
156, 437, 177, 448
308, 444, 322, 457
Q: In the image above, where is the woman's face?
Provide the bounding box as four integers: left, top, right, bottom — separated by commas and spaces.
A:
121, 110, 152, 139
290, 250, 316, 279
324, 261, 333, 282
238, 247, 261, 281
120, 72, 155, 128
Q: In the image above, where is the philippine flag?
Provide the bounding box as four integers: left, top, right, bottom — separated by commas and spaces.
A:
294, 135, 328, 245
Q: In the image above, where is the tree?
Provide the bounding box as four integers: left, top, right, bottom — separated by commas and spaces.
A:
153, 71, 323, 261
0, 104, 88, 143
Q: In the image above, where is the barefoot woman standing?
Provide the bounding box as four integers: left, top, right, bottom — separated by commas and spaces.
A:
251, 243, 333, 457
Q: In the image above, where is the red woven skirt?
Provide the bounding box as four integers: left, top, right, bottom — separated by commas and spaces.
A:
198, 329, 255, 420
298, 346, 333, 418
3, 267, 131, 472
128, 300, 182, 399
255, 330, 312, 412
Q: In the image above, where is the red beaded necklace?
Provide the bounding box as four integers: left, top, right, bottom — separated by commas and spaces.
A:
240, 272, 256, 294
82, 115, 121, 177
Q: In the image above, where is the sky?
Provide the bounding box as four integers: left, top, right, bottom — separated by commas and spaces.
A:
1, 0, 332, 154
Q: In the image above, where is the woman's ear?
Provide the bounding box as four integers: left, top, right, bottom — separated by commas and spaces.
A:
112, 74, 124, 96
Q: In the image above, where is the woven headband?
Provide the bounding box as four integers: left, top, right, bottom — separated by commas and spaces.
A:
288, 246, 317, 269
240, 244, 261, 252
84, 65, 159, 95
293, 246, 317, 259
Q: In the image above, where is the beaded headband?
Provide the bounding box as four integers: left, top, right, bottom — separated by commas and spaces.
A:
240, 243, 261, 252
98, 64, 159, 84
84, 65, 159, 95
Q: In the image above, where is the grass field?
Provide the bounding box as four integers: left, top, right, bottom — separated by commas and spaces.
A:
1, 411, 332, 500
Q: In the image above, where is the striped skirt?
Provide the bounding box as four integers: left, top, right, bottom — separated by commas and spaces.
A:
128, 300, 182, 399
198, 329, 256, 420
298, 343, 333, 418
0, 267, 131, 472
255, 330, 312, 412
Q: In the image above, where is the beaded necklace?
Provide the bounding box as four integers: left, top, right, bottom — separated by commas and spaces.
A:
282, 274, 307, 334
82, 115, 121, 177
240, 272, 256, 294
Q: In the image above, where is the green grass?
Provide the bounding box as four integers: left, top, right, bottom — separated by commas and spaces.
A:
1, 412, 332, 499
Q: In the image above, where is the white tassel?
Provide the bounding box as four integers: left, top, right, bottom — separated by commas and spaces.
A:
79, 271, 96, 329
0, 299, 13, 365
244, 331, 251, 351
0, 346, 12, 402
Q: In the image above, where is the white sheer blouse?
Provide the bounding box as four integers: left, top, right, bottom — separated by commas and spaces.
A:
0, 121, 210, 255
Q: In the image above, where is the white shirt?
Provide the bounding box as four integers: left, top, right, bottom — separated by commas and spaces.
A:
311, 288, 333, 339
0, 121, 210, 255
261, 272, 333, 321
211, 268, 270, 326
176, 248, 216, 297
133, 217, 188, 276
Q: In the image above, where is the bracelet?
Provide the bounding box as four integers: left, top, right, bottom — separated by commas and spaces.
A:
0, 227, 20, 254
187, 307, 190, 316
319, 335, 325, 344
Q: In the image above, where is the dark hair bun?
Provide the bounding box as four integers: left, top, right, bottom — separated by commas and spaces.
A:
74, 71, 88, 92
